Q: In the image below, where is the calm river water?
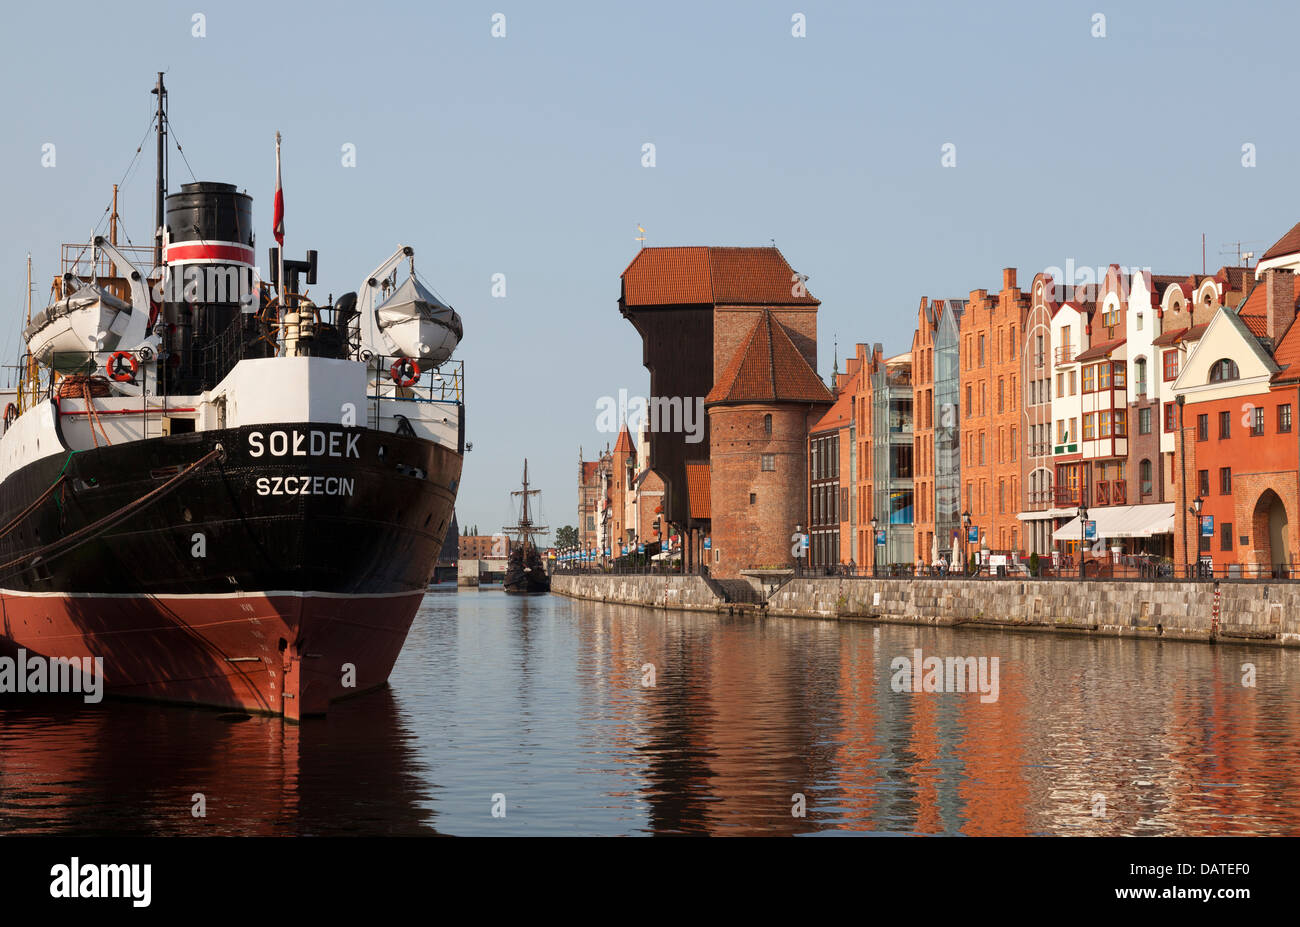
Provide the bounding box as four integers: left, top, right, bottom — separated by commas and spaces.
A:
1, 588, 1297, 836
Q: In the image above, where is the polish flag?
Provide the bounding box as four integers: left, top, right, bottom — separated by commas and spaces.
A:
273, 131, 285, 247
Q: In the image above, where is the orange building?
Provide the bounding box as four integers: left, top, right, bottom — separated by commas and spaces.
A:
1172, 262, 1300, 575
959, 269, 1028, 557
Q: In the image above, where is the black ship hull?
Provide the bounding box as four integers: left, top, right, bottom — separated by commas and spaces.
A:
0, 423, 461, 717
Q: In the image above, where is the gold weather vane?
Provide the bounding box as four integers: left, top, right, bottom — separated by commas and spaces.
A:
636, 224, 646, 248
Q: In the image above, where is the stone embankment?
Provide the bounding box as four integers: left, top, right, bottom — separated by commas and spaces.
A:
552, 574, 1300, 647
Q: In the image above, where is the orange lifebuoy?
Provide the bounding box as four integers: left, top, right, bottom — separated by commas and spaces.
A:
106, 351, 139, 382
390, 357, 420, 387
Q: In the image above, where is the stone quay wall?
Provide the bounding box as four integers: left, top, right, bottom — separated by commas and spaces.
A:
554, 574, 1300, 647
552, 574, 724, 612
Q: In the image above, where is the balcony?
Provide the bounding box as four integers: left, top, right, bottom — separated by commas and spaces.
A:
1054, 486, 1082, 507
1094, 480, 1127, 506
1025, 489, 1055, 510
1054, 345, 1076, 366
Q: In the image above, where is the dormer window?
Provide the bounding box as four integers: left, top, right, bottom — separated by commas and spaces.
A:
1208, 358, 1240, 383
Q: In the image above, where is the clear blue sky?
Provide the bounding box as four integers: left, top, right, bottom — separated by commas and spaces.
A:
1, 0, 1297, 537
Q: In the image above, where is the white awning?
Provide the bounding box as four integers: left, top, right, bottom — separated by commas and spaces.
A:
1019, 506, 1078, 521
1051, 503, 1175, 541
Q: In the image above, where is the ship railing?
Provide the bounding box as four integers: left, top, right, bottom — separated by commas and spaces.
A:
60, 241, 157, 286
0, 349, 176, 444
367, 355, 464, 404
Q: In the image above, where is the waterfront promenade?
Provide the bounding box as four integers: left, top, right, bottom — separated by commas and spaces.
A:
553, 573, 1300, 648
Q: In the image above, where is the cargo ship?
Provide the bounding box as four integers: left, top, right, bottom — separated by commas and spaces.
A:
0, 75, 465, 719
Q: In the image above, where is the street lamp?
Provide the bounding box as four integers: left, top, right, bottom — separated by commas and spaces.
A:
870, 516, 879, 577
1079, 501, 1088, 580
961, 510, 972, 575
1190, 496, 1204, 577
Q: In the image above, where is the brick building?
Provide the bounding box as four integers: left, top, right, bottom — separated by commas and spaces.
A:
577, 446, 612, 554
808, 358, 855, 570
706, 309, 832, 576
958, 270, 1027, 559
621, 246, 829, 576
459, 534, 503, 560
1172, 261, 1300, 575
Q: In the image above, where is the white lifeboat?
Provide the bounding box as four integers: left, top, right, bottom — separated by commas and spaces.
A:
372, 275, 463, 365
24, 281, 135, 373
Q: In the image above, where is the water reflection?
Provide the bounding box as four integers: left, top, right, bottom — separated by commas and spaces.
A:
1, 589, 1297, 835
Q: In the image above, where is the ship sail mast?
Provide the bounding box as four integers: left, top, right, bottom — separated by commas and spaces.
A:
503, 459, 548, 551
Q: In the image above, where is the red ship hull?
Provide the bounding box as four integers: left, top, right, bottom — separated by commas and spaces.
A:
0, 588, 425, 720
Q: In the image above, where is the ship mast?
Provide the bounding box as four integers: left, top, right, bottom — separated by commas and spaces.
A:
152, 72, 167, 271
504, 459, 547, 550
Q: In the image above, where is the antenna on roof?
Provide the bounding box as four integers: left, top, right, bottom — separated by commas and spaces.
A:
1220, 240, 1263, 267
636, 224, 646, 248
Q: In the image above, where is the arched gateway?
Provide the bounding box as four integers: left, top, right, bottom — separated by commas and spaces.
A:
1250, 489, 1291, 576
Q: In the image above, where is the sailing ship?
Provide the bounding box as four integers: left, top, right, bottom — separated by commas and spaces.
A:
502, 460, 550, 595
0, 75, 466, 719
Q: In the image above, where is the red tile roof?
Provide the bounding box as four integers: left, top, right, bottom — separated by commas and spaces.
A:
1152, 323, 1209, 347
811, 386, 852, 433
581, 461, 600, 484
1074, 337, 1126, 362
1271, 318, 1300, 380
621, 246, 819, 307
685, 461, 710, 521
705, 310, 835, 405
1241, 312, 1270, 339
612, 424, 635, 456
1261, 219, 1300, 262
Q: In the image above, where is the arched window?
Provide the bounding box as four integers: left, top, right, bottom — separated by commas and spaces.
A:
763, 414, 772, 435
1134, 357, 1147, 396
1209, 358, 1240, 383
1140, 458, 1152, 496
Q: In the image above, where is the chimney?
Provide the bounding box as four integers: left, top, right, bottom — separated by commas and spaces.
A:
1264, 267, 1296, 342
1003, 267, 1017, 290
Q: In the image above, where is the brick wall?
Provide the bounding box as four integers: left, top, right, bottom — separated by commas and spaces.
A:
709, 404, 822, 576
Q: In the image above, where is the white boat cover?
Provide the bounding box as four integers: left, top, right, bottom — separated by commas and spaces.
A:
24, 283, 132, 344
374, 276, 463, 351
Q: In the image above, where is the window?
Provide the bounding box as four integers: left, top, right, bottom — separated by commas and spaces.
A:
1252, 406, 1265, 436
1197, 414, 1208, 442
1098, 362, 1111, 390
1083, 413, 1095, 440
1164, 402, 1177, 433
1140, 459, 1152, 496
1209, 358, 1240, 383
998, 378, 1004, 412
751, 492, 756, 505
1112, 362, 1125, 389
1198, 470, 1210, 497
1281, 404, 1293, 433
1219, 411, 1230, 439
1113, 410, 1127, 437
763, 413, 772, 435
1221, 522, 1233, 552
965, 385, 972, 418
1134, 358, 1147, 396
1139, 407, 1151, 434
979, 431, 986, 464
1163, 349, 1179, 382
1011, 427, 1017, 461
761, 454, 775, 471
978, 334, 985, 367
1069, 370, 1077, 395
1009, 326, 1016, 358
1220, 467, 1231, 494
1036, 334, 1045, 366
1083, 365, 1096, 392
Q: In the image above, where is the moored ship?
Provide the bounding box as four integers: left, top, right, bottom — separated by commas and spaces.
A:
0, 75, 465, 720
502, 460, 550, 595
